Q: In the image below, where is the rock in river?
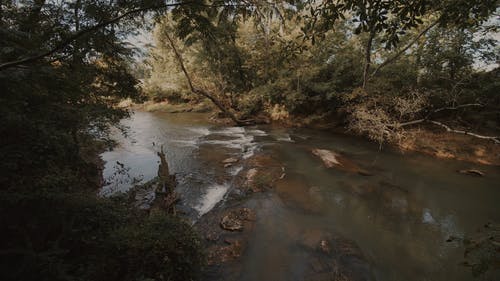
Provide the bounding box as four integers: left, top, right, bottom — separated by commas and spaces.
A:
312, 148, 372, 176
458, 169, 485, 177
220, 208, 256, 231
222, 157, 239, 164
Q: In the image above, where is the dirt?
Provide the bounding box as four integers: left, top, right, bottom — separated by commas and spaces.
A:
398, 128, 500, 166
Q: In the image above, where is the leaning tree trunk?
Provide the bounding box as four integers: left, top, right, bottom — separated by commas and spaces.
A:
362, 29, 376, 89
164, 31, 253, 126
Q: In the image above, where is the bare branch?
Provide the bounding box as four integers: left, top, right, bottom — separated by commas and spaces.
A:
399, 103, 483, 126
395, 103, 498, 144
398, 119, 426, 127
431, 103, 483, 114
428, 120, 500, 144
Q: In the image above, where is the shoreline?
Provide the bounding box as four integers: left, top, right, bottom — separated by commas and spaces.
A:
127, 101, 500, 167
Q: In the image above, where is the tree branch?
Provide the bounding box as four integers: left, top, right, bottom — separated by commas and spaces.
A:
362, 27, 376, 89
431, 103, 482, 114
395, 103, 498, 144
0, 1, 251, 70
370, 17, 440, 79
428, 120, 500, 144
399, 103, 484, 127
1, 5, 157, 70
398, 119, 426, 127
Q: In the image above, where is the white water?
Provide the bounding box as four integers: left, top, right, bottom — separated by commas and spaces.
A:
194, 183, 231, 216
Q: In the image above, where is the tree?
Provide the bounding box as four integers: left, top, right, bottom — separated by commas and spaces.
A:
0, 2, 209, 280
305, 0, 498, 88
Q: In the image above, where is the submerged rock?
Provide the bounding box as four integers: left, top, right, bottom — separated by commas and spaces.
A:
237, 154, 284, 193
246, 168, 258, 182
207, 239, 244, 265
222, 157, 239, 164
458, 169, 485, 177
312, 149, 342, 168
275, 174, 322, 213
311, 148, 372, 176
220, 208, 256, 232
220, 215, 243, 231
244, 168, 260, 192
298, 228, 375, 281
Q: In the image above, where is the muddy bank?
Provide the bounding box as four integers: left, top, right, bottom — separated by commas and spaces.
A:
398, 128, 500, 166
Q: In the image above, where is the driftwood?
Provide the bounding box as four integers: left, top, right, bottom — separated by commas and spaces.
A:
397, 104, 500, 144
156, 146, 178, 213
428, 121, 500, 144
399, 119, 500, 144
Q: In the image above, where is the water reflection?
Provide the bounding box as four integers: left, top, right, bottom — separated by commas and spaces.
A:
101, 111, 500, 281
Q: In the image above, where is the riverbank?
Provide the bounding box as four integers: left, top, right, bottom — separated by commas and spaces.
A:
399, 128, 500, 166
126, 100, 500, 167
120, 99, 214, 113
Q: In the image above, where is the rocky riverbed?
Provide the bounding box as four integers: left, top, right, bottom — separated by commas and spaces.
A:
101, 111, 500, 281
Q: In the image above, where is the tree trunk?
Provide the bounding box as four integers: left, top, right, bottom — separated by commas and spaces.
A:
362, 29, 376, 89
164, 31, 253, 126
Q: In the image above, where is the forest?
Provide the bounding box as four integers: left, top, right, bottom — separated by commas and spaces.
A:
0, 1, 499, 281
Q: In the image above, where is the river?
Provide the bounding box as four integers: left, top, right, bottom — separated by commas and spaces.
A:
101, 110, 500, 281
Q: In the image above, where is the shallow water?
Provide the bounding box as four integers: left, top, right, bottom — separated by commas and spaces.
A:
102, 111, 500, 281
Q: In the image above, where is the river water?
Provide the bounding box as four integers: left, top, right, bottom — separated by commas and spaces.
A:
101, 111, 500, 281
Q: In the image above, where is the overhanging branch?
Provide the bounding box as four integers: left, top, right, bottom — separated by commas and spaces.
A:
369, 17, 440, 79
0, 1, 251, 70
163, 30, 253, 126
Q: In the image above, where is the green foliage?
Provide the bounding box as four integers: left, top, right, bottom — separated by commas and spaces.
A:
111, 211, 205, 281
146, 1, 498, 128
304, 0, 498, 49
1, 2, 205, 281
0, 192, 204, 281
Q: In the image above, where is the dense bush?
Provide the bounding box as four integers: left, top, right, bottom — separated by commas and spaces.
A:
0, 193, 204, 281
0, 2, 205, 281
